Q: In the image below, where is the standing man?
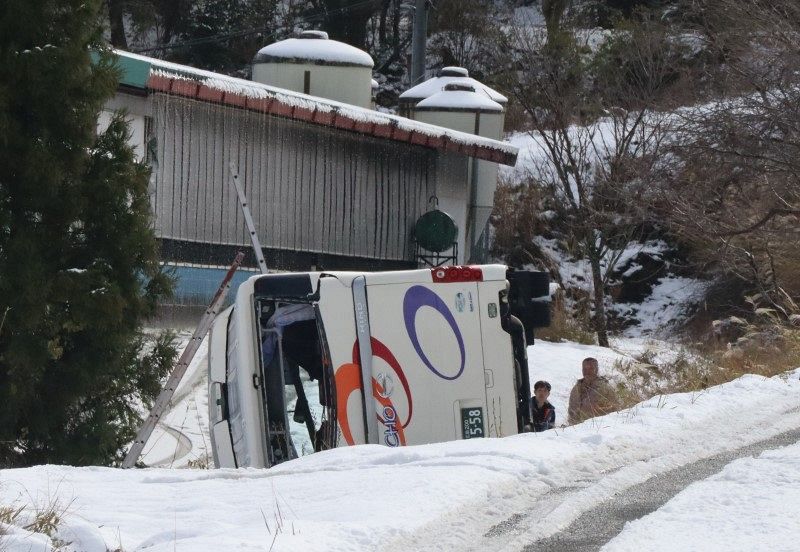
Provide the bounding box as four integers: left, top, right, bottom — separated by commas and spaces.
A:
567, 357, 618, 425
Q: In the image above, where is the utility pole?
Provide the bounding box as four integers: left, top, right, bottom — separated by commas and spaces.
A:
410, 0, 429, 86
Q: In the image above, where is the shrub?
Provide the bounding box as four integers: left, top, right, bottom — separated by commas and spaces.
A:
613, 322, 800, 410
535, 289, 596, 345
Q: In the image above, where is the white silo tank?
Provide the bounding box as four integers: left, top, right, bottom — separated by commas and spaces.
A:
399, 66, 507, 119
414, 83, 505, 260
252, 30, 375, 109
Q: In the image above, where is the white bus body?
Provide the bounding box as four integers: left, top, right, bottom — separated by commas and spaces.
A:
209, 264, 548, 468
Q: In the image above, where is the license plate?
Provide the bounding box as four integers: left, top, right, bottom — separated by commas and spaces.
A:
461, 407, 484, 439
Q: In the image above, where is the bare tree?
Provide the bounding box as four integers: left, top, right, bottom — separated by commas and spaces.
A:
427, 0, 505, 75
541, 0, 568, 44
501, 17, 681, 345
106, 0, 128, 49
661, 0, 800, 318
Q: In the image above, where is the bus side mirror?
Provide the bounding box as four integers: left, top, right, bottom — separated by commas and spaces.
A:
506, 270, 552, 340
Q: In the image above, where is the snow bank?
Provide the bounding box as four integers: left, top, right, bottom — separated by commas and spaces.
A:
615, 276, 710, 337
2, 353, 799, 551
0, 523, 53, 552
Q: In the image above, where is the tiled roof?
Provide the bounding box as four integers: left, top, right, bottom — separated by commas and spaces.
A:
113, 50, 518, 166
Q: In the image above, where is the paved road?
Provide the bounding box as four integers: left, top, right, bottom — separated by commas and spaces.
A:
520, 426, 800, 551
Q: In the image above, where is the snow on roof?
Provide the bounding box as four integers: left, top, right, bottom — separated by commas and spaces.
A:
400, 67, 508, 105
440, 66, 469, 77
415, 84, 504, 113
253, 31, 374, 68
114, 50, 518, 166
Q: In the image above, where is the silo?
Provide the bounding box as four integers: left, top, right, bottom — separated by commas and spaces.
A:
252, 30, 374, 109
414, 83, 505, 261
398, 66, 507, 119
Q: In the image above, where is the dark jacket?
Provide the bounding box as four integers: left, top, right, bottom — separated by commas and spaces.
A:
531, 399, 556, 432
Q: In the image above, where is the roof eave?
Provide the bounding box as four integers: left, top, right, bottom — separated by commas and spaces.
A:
145, 73, 518, 166
106, 49, 517, 167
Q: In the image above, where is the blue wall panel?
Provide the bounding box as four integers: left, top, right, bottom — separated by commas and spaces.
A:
166, 264, 260, 306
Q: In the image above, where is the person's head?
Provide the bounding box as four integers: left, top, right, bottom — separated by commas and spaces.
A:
533, 380, 551, 403
582, 357, 599, 383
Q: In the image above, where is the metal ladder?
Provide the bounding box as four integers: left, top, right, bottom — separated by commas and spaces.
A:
121, 251, 244, 468
122, 163, 269, 468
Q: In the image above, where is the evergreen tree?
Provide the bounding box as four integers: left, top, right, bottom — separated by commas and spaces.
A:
0, 0, 173, 466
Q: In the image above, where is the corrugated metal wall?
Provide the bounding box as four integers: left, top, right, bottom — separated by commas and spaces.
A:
150, 94, 439, 263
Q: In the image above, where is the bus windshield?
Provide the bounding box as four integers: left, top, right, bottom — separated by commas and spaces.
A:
255, 299, 336, 465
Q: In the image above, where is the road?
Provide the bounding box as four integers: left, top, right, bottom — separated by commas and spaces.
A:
502, 426, 800, 551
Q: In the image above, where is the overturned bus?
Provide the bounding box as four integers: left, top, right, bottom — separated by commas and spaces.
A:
208, 264, 550, 468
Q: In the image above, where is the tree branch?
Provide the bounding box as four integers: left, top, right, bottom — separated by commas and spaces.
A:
722, 207, 800, 236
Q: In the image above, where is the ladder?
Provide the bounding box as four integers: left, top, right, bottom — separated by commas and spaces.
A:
121, 251, 244, 468
122, 164, 267, 468
229, 162, 268, 275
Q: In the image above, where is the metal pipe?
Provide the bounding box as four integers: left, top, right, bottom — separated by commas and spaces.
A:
466, 113, 481, 262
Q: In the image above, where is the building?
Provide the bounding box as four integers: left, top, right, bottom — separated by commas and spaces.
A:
102, 41, 517, 305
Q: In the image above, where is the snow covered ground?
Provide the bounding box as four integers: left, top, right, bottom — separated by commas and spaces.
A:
2, 337, 800, 552
138, 331, 212, 469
